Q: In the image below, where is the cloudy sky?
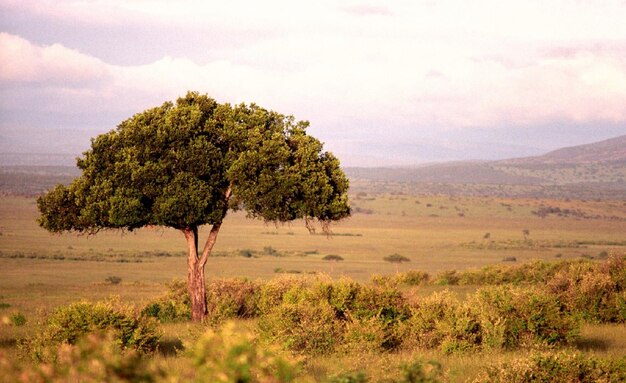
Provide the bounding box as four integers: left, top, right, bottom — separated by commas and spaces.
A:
1, 0, 626, 166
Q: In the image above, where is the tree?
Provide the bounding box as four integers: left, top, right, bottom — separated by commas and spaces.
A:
37, 92, 351, 321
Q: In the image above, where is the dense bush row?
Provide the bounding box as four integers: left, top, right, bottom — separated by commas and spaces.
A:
373, 254, 625, 288
474, 351, 626, 383
138, 255, 626, 357
4, 324, 625, 383
143, 277, 579, 355
374, 254, 626, 324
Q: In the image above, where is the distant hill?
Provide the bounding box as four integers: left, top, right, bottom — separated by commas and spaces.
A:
499, 135, 626, 165
345, 135, 626, 198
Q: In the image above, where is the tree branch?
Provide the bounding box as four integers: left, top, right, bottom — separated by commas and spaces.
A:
198, 184, 233, 267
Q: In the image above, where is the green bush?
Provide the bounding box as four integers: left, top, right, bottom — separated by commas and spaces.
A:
3, 332, 159, 382
10, 312, 26, 326
191, 321, 297, 382
258, 277, 409, 353
398, 270, 430, 286
327, 360, 443, 383
141, 279, 191, 322
400, 291, 460, 350
205, 278, 259, 324
254, 276, 313, 316
373, 271, 431, 287
438, 305, 482, 354
317, 279, 409, 323
403, 291, 481, 354
327, 371, 368, 383
474, 351, 626, 383
546, 254, 626, 323
401, 287, 579, 353
452, 260, 569, 286
26, 299, 160, 361
393, 360, 443, 383
469, 285, 579, 349
259, 298, 341, 355
433, 270, 460, 286
342, 315, 390, 353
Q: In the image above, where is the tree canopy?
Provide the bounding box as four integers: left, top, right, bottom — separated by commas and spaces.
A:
38, 92, 350, 234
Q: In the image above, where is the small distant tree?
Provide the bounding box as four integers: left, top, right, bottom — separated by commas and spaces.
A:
37, 92, 351, 321
383, 253, 411, 263
322, 254, 344, 261
522, 229, 530, 241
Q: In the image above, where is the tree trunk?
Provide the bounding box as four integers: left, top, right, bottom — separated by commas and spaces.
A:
183, 222, 224, 322
183, 187, 231, 322
183, 226, 207, 321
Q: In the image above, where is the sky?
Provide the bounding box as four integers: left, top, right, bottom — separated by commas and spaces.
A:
1, 0, 626, 166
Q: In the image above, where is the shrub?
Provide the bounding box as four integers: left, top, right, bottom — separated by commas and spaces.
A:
401, 286, 579, 353
327, 371, 368, 383
258, 298, 341, 354
433, 270, 460, 286
10, 312, 26, 326
341, 315, 389, 353
191, 322, 297, 382
438, 304, 482, 354
205, 278, 258, 324
239, 249, 254, 258
2, 332, 159, 382
105, 275, 122, 285
323, 254, 344, 261
395, 360, 444, 383
257, 277, 410, 354
371, 271, 430, 287
254, 276, 313, 316
384, 254, 411, 263
26, 299, 160, 361
469, 285, 579, 349
474, 351, 626, 383
398, 270, 430, 286
452, 260, 568, 286
400, 291, 461, 350
141, 279, 191, 322
370, 274, 397, 288
327, 360, 443, 383
317, 279, 409, 324
546, 255, 626, 323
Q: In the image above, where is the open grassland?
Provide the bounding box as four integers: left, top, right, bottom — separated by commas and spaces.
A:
1, 193, 625, 381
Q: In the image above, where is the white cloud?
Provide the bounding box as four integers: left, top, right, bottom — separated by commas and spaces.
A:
0, 32, 110, 85
1, 0, 626, 151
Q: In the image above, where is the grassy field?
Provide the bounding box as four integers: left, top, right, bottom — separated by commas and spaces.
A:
1, 192, 625, 381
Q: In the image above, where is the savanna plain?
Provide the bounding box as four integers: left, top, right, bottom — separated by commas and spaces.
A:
1, 177, 626, 382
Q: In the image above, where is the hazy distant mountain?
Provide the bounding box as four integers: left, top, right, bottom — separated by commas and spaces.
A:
345, 135, 626, 189
499, 135, 626, 165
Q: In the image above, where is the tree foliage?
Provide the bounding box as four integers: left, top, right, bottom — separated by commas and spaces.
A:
37, 92, 350, 234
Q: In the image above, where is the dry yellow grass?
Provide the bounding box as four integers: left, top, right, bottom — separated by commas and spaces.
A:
1, 194, 625, 381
